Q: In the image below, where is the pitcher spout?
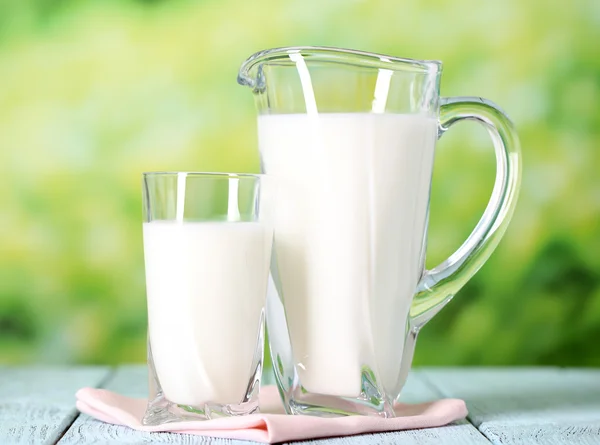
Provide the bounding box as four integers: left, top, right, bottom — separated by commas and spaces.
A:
237, 48, 278, 93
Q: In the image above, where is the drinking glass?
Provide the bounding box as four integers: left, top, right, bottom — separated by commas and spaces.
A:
141, 172, 273, 423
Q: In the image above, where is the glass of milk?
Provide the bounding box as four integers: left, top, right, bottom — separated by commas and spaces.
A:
238, 47, 521, 417
141, 172, 273, 424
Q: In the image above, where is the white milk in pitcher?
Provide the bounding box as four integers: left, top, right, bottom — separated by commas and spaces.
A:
258, 113, 437, 397
143, 221, 272, 406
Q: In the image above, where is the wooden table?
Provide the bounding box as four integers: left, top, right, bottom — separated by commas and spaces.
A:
1, 366, 599, 444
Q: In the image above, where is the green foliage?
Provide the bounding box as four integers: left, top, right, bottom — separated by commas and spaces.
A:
0, 0, 598, 366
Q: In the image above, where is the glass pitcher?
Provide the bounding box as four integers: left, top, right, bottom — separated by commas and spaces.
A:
238, 46, 521, 418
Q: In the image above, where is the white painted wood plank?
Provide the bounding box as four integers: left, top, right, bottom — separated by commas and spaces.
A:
282, 423, 489, 445
61, 366, 489, 444
423, 368, 600, 445
0, 366, 110, 445
60, 364, 253, 445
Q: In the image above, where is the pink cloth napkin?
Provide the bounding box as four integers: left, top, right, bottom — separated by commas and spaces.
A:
76, 385, 467, 443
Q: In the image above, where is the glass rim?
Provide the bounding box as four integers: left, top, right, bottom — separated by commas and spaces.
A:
238, 45, 442, 89
142, 171, 264, 178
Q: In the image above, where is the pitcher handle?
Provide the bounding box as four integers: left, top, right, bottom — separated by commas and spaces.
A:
411, 96, 522, 327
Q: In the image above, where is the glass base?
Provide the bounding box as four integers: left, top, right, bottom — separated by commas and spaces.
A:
143, 392, 260, 424
287, 395, 395, 418
143, 336, 263, 424
278, 366, 396, 418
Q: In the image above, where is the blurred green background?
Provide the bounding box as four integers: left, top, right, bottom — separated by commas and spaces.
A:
1, 0, 598, 366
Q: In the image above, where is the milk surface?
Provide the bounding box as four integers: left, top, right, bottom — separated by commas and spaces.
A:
258, 113, 437, 397
143, 221, 272, 406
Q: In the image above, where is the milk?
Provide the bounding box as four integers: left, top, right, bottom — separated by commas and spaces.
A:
258, 113, 437, 397
143, 221, 272, 406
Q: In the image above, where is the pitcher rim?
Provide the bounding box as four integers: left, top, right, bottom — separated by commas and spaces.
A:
238, 46, 442, 88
